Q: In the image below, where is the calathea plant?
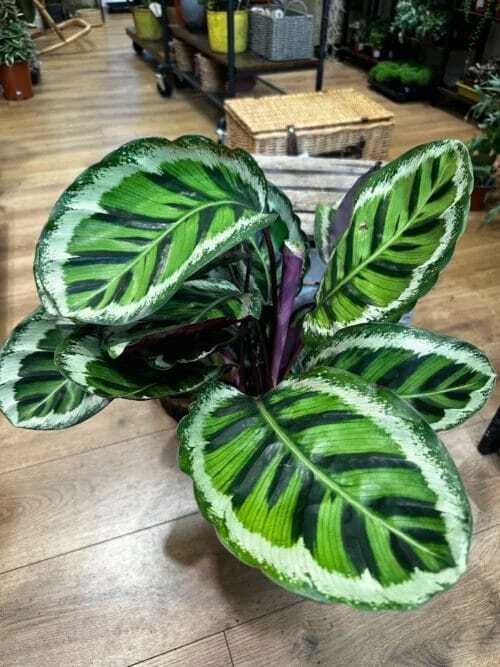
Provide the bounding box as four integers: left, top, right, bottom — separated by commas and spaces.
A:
0, 136, 496, 610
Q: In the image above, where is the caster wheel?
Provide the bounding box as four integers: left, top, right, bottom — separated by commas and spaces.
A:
133, 41, 144, 56
173, 73, 189, 89
156, 81, 173, 98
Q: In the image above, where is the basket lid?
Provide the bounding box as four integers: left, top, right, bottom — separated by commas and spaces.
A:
224, 89, 394, 134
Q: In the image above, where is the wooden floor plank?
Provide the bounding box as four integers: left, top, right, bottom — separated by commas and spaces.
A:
0, 428, 194, 573
226, 525, 500, 666
0, 514, 294, 667
134, 634, 232, 667
0, 399, 171, 475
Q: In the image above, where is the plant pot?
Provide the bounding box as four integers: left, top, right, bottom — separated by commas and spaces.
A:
176, 0, 205, 31
207, 10, 248, 54
470, 184, 493, 211
132, 7, 163, 41
372, 48, 381, 59
0, 62, 33, 101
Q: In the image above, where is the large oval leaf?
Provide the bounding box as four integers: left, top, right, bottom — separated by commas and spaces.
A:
55, 328, 220, 399
302, 323, 496, 431
35, 136, 276, 325
178, 369, 471, 610
0, 309, 109, 430
305, 140, 473, 337
103, 278, 261, 359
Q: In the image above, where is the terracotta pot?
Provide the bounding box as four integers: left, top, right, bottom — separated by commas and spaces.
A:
0, 62, 33, 101
470, 184, 493, 211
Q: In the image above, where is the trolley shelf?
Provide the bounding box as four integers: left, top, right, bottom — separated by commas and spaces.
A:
169, 24, 320, 73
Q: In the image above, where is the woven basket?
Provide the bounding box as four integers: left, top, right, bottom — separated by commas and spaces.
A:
225, 89, 394, 159
250, 1, 313, 61
171, 38, 195, 73
195, 53, 225, 93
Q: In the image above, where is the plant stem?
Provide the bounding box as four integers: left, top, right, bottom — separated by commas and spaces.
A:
262, 228, 278, 353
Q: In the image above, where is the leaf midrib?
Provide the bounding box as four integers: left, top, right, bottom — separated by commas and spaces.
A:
323, 173, 449, 302
401, 382, 480, 399
73, 198, 256, 305
255, 398, 448, 562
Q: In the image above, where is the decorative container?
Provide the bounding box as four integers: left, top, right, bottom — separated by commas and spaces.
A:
471, 184, 493, 211
250, 2, 313, 61
207, 10, 249, 54
0, 62, 34, 101
195, 52, 225, 92
132, 7, 163, 41
172, 38, 196, 72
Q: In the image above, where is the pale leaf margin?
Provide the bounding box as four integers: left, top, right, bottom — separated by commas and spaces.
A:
178, 377, 471, 610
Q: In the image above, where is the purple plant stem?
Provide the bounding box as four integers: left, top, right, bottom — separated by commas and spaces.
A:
270, 243, 304, 386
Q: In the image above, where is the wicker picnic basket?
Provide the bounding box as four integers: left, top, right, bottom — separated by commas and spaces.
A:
171, 38, 195, 73
250, 1, 314, 61
224, 89, 394, 159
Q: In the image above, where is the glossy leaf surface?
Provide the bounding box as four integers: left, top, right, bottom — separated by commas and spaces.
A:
179, 369, 471, 609
302, 323, 496, 431
305, 141, 473, 337
55, 328, 219, 399
35, 136, 275, 325
0, 309, 109, 429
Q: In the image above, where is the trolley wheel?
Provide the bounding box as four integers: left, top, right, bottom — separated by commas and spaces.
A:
156, 79, 173, 98
133, 41, 144, 56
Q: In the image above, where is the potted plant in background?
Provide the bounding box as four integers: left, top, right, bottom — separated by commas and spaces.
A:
131, 0, 163, 41
204, 0, 249, 54
391, 0, 420, 43
0, 0, 35, 101
467, 74, 500, 211
349, 17, 368, 53
0, 135, 496, 610
369, 60, 434, 102
414, 7, 450, 46
367, 19, 388, 59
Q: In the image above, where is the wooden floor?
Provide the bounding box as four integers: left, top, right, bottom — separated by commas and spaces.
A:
1, 15, 499, 667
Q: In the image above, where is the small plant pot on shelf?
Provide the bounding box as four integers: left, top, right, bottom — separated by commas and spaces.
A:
0, 61, 33, 101
176, 0, 205, 31
132, 7, 163, 41
372, 48, 381, 59
470, 184, 493, 211
207, 10, 248, 54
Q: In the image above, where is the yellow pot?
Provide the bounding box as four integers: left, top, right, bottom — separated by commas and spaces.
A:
207, 10, 248, 54
132, 7, 163, 41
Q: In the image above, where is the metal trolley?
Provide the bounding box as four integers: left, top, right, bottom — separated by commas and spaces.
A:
127, 0, 332, 130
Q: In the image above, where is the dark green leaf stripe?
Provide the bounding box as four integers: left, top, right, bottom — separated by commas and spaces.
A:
103, 278, 260, 358
178, 369, 471, 609
55, 328, 220, 399
35, 135, 276, 325
305, 140, 473, 337
0, 309, 109, 429
302, 323, 496, 431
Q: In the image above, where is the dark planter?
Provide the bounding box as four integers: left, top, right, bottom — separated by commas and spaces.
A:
470, 184, 493, 211
0, 62, 33, 101
370, 79, 431, 103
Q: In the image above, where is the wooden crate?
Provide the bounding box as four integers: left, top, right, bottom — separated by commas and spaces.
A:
225, 89, 394, 160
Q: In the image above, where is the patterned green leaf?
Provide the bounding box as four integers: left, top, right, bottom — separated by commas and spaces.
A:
305, 141, 473, 338
55, 328, 220, 399
301, 323, 496, 431
35, 135, 276, 326
314, 202, 340, 262
144, 327, 236, 370
103, 278, 261, 358
178, 369, 471, 610
0, 309, 109, 430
